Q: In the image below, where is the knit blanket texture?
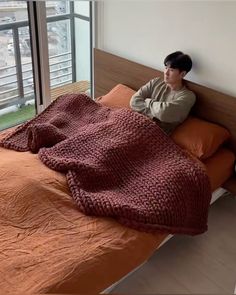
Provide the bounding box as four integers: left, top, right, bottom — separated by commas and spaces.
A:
0, 94, 212, 235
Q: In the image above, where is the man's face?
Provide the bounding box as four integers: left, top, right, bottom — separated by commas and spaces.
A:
164, 65, 185, 85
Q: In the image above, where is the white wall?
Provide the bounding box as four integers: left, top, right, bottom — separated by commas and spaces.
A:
96, 1, 236, 97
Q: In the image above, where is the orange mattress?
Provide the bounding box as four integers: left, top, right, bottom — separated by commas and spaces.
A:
0, 128, 234, 294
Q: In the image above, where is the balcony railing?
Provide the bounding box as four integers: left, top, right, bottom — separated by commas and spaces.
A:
0, 19, 73, 110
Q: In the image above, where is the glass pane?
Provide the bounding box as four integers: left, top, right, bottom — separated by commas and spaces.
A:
0, 1, 36, 131
19, 26, 34, 99
46, 2, 91, 101
0, 1, 28, 24
46, 1, 70, 17
74, 2, 90, 17
0, 30, 18, 106
47, 20, 72, 90
75, 18, 90, 88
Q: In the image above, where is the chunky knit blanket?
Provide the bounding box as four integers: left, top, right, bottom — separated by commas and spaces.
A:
0, 94, 212, 235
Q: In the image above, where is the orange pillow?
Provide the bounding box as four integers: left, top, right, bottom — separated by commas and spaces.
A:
171, 117, 231, 160
96, 84, 135, 108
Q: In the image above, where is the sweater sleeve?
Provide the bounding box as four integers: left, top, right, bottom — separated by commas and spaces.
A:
129, 79, 155, 114
146, 92, 196, 123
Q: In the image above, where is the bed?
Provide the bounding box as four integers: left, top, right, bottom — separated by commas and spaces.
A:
0, 49, 236, 294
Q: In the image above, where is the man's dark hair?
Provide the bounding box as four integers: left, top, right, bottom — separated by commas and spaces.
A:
164, 51, 192, 73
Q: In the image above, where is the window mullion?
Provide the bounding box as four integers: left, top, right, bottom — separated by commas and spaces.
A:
28, 1, 50, 113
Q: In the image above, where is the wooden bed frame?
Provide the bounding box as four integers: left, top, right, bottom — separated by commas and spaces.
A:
94, 48, 236, 194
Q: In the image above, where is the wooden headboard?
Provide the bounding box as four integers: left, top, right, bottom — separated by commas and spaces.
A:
94, 48, 236, 154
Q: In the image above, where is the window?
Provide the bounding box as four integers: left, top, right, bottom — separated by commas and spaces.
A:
0, 1, 92, 130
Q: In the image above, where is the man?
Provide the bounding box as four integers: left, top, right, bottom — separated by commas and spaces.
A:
130, 51, 196, 134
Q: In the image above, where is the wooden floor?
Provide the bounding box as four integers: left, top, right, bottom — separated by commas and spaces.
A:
50, 80, 90, 101
111, 193, 236, 294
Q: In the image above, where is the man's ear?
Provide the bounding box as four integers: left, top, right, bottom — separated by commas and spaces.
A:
181, 71, 187, 78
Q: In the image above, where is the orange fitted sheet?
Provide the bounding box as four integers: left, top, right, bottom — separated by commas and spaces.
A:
0, 144, 166, 294
0, 125, 235, 293
204, 147, 235, 192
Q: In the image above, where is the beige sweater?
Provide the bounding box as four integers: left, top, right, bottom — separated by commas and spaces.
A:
130, 77, 196, 134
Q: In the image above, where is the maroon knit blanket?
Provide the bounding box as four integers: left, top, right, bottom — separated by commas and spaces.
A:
0, 94, 212, 235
